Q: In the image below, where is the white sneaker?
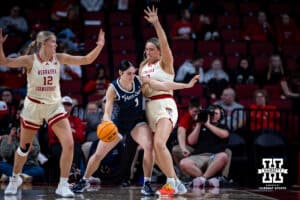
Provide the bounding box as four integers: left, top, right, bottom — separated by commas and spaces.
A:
192, 176, 206, 188
55, 182, 75, 198
88, 176, 101, 185
207, 177, 220, 187
4, 175, 23, 195
176, 180, 187, 195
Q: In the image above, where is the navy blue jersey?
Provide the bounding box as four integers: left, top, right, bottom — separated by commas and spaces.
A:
111, 76, 144, 126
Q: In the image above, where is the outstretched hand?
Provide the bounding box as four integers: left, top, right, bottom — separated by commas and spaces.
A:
187, 75, 200, 88
96, 29, 105, 47
144, 6, 159, 24
0, 28, 8, 44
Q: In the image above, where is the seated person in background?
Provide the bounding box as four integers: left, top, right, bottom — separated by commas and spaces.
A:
0, 125, 44, 183
0, 101, 11, 136
275, 14, 300, 49
266, 54, 300, 99
249, 89, 280, 133
214, 88, 245, 131
194, 14, 219, 41
179, 105, 230, 188
172, 98, 201, 170
171, 8, 194, 40
81, 101, 103, 163
175, 57, 204, 83
243, 11, 273, 42
203, 59, 229, 99
83, 66, 110, 100
0, 5, 28, 36
59, 43, 82, 80
48, 96, 85, 182
234, 57, 255, 84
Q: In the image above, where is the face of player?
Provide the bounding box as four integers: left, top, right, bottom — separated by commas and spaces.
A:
145, 42, 160, 63
120, 66, 137, 83
43, 36, 57, 56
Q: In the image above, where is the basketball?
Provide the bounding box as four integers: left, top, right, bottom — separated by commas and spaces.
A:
97, 121, 118, 142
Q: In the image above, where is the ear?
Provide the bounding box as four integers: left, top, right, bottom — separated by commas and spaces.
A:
119, 70, 123, 76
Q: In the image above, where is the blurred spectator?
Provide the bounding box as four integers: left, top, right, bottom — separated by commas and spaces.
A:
0, 5, 28, 35
234, 58, 255, 84
214, 88, 245, 131
175, 57, 204, 83
51, 0, 77, 22
249, 89, 280, 133
266, 54, 300, 98
0, 125, 44, 183
0, 101, 11, 136
59, 45, 82, 80
1, 89, 18, 118
83, 66, 110, 99
57, 4, 83, 49
194, 14, 219, 41
48, 96, 85, 182
275, 14, 300, 49
81, 102, 103, 162
80, 0, 104, 12
172, 98, 200, 169
204, 59, 229, 99
117, 0, 129, 10
179, 105, 230, 188
19, 23, 45, 55
171, 8, 195, 40
243, 11, 273, 42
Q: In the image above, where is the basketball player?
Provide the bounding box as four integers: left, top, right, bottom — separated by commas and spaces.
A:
72, 60, 198, 195
139, 6, 189, 195
0, 28, 105, 197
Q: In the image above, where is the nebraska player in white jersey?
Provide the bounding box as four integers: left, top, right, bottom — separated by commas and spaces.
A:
0, 28, 105, 197
139, 6, 191, 196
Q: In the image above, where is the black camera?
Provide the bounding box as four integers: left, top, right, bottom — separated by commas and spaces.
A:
197, 107, 215, 123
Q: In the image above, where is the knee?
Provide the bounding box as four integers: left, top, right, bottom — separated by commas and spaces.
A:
62, 141, 74, 152
142, 141, 153, 153
153, 139, 166, 151
179, 158, 192, 171
219, 152, 229, 164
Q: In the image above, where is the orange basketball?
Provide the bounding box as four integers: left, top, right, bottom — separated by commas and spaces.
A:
97, 121, 118, 142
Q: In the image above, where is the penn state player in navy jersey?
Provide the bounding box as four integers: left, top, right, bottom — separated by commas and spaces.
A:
73, 60, 155, 195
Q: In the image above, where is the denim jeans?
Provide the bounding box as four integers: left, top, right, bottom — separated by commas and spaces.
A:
0, 161, 44, 177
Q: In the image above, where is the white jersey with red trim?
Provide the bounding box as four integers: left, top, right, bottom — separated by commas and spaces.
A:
141, 61, 174, 97
27, 54, 61, 104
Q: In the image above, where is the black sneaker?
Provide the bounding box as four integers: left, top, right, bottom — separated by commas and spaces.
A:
72, 178, 90, 193
141, 181, 155, 196
121, 179, 131, 187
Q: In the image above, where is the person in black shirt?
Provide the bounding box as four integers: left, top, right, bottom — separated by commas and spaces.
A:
179, 105, 230, 187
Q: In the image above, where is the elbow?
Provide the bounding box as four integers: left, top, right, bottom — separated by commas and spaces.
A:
221, 131, 229, 139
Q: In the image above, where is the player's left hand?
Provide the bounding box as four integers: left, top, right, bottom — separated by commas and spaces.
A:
187, 75, 200, 88
96, 29, 105, 47
144, 6, 159, 24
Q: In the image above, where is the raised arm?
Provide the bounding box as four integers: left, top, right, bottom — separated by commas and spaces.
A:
144, 6, 174, 74
141, 75, 199, 91
0, 28, 32, 69
102, 85, 116, 121
57, 29, 105, 66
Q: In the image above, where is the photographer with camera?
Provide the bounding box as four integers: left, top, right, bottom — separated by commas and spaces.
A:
172, 98, 201, 170
179, 105, 230, 187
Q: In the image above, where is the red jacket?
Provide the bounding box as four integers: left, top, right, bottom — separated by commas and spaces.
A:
249, 104, 280, 132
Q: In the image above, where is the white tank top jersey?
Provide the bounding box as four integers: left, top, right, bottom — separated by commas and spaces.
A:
141, 61, 174, 97
26, 54, 61, 104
